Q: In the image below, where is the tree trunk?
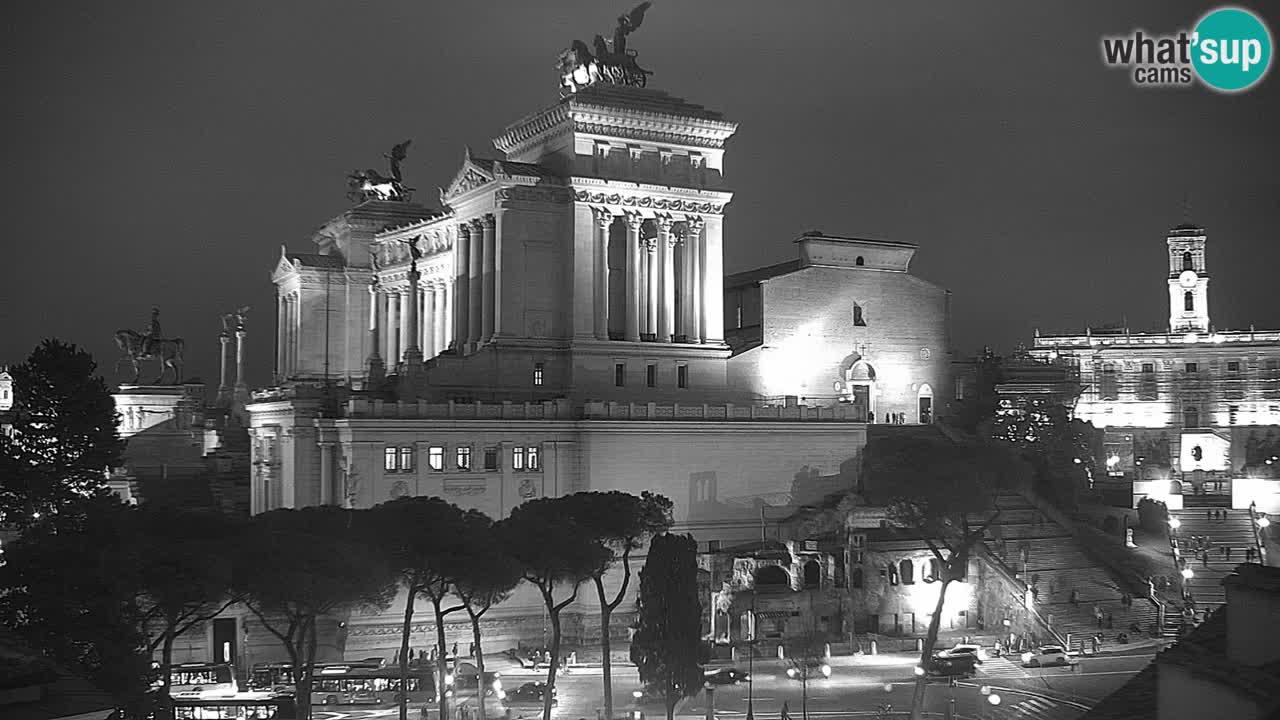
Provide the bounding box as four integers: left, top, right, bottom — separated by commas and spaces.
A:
541, 589, 563, 720
400, 586, 418, 720
595, 577, 615, 720
160, 621, 176, 700
467, 608, 487, 720
432, 598, 450, 720
909, 578, 952, 720
295, 618, 315, 720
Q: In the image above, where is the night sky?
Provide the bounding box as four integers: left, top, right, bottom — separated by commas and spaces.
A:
3, 1, 1277, 390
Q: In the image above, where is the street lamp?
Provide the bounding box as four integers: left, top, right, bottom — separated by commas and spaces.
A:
1181, 567, 1194, 580
1168, 517, 1182, 530
1258, 516, 1272, 529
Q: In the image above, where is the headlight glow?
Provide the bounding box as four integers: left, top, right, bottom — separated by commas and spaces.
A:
820, 665, 831, 677
786, 668, 796, 678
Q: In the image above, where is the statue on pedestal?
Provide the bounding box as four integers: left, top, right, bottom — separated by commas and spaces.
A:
559, 2, 654, 94
114, 307, 185, 385
348, 140, 413, 202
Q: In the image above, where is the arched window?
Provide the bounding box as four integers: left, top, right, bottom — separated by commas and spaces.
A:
855, 256, 865, 266
1170, 480, 1183, 495
899, 559, 915, 585
1184, 291, 1194, 312
853, 304, 866, 327
1184, 406, 1199, 428
1183, 251, 1194, 271
925, 558, 942, 583
803, 560, 821, 589
851, 567, 864, 589
755, 565, 789, 588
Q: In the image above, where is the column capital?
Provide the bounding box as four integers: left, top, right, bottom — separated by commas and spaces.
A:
642, 237, 659, 253
593, 207, 615, 229
685, 216, 705, 236
625, 212, 644, 231
481, 213, 496, 230
656, 215, 676, 232
458, 222, 472, 237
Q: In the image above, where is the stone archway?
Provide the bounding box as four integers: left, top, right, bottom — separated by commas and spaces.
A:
843, 359, 877, 422
917, 383, 934, 424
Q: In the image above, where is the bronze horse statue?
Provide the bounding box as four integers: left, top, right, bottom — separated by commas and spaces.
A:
114, 329, 185, 385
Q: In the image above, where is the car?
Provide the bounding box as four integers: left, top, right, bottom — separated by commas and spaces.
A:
785, 659, 832, 681
936, 643, 988, 662
505, 682, 557, 705
704, 667, 750, 686
449, 662, 502, 695
923, 654, 979, 678
1021, 645, 1075, 668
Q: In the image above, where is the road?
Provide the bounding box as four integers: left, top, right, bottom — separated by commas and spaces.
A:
314, 651, 1155, 720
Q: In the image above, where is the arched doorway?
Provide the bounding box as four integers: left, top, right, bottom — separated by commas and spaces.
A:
917, 383, 934, 424
803, 560, 821, 588
755, 565, 789, 589
846, 360, 877, 422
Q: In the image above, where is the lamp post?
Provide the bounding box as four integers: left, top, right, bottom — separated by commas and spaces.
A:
745, 595, 757, 720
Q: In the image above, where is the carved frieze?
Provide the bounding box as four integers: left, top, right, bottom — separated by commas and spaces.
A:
494, 186, 573, 205
443, 479, 487, 497
574, 190, 724, 215
572, 121, 729, 149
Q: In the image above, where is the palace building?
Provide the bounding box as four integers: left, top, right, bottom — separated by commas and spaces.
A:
1030, 224, 1280, 513
239, 38, 952, 661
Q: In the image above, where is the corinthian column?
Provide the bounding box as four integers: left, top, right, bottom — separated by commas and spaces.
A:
594, 208, 612, 340
686, 217, 705, 344
386, 289, 398, 362
625, 213, 642, 342
276, 291, 286, 380
404, 267, 421, 362
367, 283, 384, 382
644, 237, 659, 338
454, 224, 470, 352
468, 219, 484, 348
481, 214, 496, 343
434, 283, 448, 356
219, 331, 231, 395
658, 216, 675, 342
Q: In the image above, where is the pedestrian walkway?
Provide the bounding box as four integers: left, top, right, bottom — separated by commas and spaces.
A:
977, 656, 1030, 680
1169, 503, 1259, 610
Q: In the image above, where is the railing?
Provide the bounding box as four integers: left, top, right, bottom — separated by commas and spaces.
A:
973, 542, 1068, 648
582, 401, 866, 422
344, 398, 575, 420
1250, 501, 1269, 566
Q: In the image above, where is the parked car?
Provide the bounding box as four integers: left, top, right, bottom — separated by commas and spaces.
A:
936, 643, 988, 662
505, 682, 557, 705
704, 667, 750, 686
785, 659, 832, 681
449, 662, 502, 695
1021, 646, 1075, 668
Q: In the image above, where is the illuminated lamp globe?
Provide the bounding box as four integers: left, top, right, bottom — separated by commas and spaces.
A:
883, 684, 893, 694
988, 694, 1002, 706
1181, 567, 1194, 579
913, 665, 925, 677
979, 686, 991, 696
633, 691, 643, 700
1259, 517, 1271, 528
1168, 517, 1182, 530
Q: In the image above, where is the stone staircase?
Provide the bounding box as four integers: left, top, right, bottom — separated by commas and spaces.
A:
984, 493, 1162, 645
1169, 503, 1259, 608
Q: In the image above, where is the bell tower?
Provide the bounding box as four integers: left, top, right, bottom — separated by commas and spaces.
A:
1167, 224, 1210, 333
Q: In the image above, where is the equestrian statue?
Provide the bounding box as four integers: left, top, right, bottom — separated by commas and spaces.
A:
559, 2, 654, 93
114, 307, 185, 385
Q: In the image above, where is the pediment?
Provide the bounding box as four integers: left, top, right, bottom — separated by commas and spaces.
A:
443, 157, 495, 202
272, 247, 298, 282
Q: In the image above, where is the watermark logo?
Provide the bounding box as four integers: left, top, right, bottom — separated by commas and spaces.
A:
1101, 6, 1272, 92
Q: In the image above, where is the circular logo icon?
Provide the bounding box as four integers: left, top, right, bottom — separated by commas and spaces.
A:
1192, 7, 1273, 92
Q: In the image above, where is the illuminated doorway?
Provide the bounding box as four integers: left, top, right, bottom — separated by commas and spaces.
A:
846, 361, 877, 422
917, 383, 934, 424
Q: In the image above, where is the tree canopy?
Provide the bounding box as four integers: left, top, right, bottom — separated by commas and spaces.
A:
630, 533, 704, 720
0, 339, 123, 527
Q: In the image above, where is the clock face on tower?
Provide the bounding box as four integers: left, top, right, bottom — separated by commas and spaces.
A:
1179, 270, 1198, 288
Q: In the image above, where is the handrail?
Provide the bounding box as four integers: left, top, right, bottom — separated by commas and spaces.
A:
1249, 501, 1269, 566
973, 541, 1068, 648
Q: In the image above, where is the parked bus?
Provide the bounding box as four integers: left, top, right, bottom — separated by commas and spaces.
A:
162, 692, 296, 720
160, 663, 239, 698
248, 662, 381, 693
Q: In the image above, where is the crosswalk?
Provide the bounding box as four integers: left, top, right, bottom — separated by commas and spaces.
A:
1005, 696, 1063, 718
976, 656, 1031, 679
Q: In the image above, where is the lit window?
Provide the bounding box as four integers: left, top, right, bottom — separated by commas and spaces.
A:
646, 364, 656, 388
533, 362, 544, 386
513, 446, 525, 470
677, 365, 688, 389
456, 446, 472, 471
484, 447, 499, 471
527, 445, 540, 470
615, 363, 625, 387
954, 379, 965, 401
428, 446, 444, 472
384, 447, 397, 472
398, 447, 414, 472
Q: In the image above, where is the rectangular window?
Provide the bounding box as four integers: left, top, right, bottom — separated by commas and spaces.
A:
527, 445, 540, 470
398, 447, 414, 472
456, 446, 472, 471
484, 447, 499, 471
533, 362, 544, 386
1185, 362, 1198, 373
1139, 363, 1158, 401
428, 446, 444, 472
1099, 364, 1119, 401
1227, 361, 1241, 372
954, 378, 965, 401
615, 363, 625, 387
513, 446, 525, 470
646, 364, 656, 388
384, 447, 397, 472
677, 365, 688, 389
1229, 405, 1240, 425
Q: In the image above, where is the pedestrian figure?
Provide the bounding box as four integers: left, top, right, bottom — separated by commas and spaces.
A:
1207, 509, 1213, 521
1070, 589, 1080, 606
1202, 552, 1209, 568
1226, 546, 1233, 561
1247, 546, 1256, 562
1106, 612, 1114, 629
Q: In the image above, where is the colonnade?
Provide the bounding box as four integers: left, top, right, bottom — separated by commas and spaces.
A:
593, 210, 709, 343
276, 290, 300, 378
369, 281, 455, 365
